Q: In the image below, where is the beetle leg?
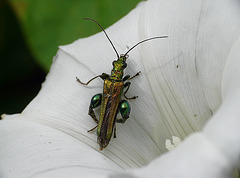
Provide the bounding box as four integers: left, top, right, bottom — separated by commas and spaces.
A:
123, 82, 138, 100
116, 100, 131, 124
88, 109, 100, 132
114, 124, 116, 138
123, 75, 130, 81
123, 71, 141, 82
88, 93, 102, 128
128, 71, 141, 80
87, 125, 98, 132
88, 106, 99, 124
76, 73, 109, 85
101, 73, 109, 79
116, 117, 127, 124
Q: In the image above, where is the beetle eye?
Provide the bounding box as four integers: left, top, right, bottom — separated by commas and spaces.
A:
123, 63, 127, 68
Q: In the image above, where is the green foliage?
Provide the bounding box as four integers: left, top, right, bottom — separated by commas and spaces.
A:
0, 0, 141, 114
0, 2, 45, 114
9, 0, 142, 71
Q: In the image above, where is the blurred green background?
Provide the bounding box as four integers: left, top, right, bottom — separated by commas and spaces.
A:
0, 0, 142, 115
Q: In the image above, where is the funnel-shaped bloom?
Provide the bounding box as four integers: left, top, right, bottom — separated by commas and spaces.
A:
1, 0, 240, 177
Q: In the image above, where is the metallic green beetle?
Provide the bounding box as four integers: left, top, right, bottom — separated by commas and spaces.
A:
77, 18, 167, 150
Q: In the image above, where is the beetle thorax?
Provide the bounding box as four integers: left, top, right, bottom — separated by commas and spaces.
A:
110, 55, 127, 80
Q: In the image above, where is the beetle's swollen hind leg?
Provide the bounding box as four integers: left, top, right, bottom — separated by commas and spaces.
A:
116, 100, 131, 124
87, 93, 102, 132
116, 117, 128, 124
123, 82, 138, 100
76, 73, 109, 85
88, 106, 99, 124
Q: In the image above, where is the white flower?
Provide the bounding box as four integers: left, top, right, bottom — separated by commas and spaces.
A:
1, 0, 240, 177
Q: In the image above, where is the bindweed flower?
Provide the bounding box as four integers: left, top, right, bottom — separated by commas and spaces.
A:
1, 0, 240, 177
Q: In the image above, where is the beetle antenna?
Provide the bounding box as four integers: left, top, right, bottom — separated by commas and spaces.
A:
84, 18, 120, 59
123, 36, 168, 57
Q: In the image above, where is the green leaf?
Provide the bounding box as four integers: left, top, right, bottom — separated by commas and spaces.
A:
9, 0, 142, 71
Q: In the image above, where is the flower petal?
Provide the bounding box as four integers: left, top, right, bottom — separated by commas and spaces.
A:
112, 133, 232, 178
204, 35, 240, 166
1, 0, 240, 177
